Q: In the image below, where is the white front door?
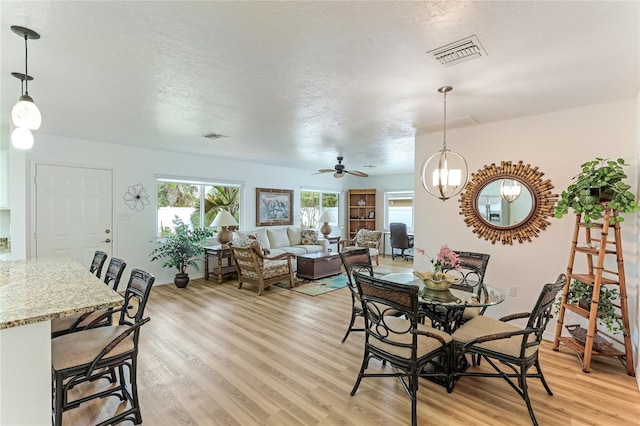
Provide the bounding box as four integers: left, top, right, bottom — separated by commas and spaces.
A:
35, 164, 113, 267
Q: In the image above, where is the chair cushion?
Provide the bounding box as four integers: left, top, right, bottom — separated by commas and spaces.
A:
52, 325, 135, 371
267, 228, 290, 248
287, 227, 302, 246
262, 259, 291, 279
369, 316, 451, 360
452, 315, 538, 358
356, 229, 381, 247
301, 229, 318, 245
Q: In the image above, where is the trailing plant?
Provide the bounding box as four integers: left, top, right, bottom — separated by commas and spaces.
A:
554, 279, 623, 334
554, 158, 639, 226
150, 216, 214, 275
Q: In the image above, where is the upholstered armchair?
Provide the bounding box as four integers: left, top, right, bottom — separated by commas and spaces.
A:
229, 238, 295, 295
339, 229, 382, 265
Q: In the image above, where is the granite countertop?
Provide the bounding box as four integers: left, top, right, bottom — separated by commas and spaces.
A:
0, 257, 124, 330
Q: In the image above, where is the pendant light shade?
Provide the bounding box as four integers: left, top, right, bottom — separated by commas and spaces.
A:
10, 26, 41, 149
500, 179, 522, 203
420, 86, 468, 201
11, 127, 34, 150
12, 94, 42, 130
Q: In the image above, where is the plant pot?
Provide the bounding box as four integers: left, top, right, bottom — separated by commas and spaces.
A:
578, 298, 590, 311
589, 188, 613, 203
174, 273, 190, 288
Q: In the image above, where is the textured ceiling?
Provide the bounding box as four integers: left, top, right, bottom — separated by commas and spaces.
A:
1, 1, 638, 176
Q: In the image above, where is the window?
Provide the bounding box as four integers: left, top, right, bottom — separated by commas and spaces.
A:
157, 177, 241, 236
385, 190, 414, 229
300, 190, 340, 229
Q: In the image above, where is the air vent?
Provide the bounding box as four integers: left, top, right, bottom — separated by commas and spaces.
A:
427, 35, 487, 67
203, 133, 229, 140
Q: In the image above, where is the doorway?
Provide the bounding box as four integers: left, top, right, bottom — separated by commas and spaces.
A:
34, 164, 113, 267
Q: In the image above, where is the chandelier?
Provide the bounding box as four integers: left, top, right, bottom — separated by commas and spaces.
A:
420, 86, 468, 201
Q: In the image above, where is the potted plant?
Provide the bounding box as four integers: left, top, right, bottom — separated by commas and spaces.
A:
150, 216, 214, 288
555, 279, 623, 334
554, 158, 639, 226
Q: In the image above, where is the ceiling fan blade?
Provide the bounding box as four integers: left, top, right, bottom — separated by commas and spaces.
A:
345, 169, 369, 177
313, 169, 335, 175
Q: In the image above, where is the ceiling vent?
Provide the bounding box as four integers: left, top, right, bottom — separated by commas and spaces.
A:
427, 35, 487, 67
203, 133, 229, 140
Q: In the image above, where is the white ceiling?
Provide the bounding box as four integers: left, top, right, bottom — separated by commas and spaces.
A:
1, 1, 638, 176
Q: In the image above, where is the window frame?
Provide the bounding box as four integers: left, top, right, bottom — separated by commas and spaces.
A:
300, 188, 341, 230
384, 190, 414, 231
156, 175, 243, 236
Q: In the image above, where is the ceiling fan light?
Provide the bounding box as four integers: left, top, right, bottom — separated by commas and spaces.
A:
11, 127, 34, 150
334, 172, 344, 178
12, 97, 41, 130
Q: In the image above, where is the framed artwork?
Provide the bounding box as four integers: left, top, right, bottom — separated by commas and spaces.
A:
256, 188, 294, 226
368, 211, 375, 219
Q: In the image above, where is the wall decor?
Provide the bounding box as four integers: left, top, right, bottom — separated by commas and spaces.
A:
459, 161, 558, 244
123, 183, 150, 211
256, 188, 293, 226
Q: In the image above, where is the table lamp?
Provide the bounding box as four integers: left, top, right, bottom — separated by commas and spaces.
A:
318, 210, 336, 238
211, 210, 239, 245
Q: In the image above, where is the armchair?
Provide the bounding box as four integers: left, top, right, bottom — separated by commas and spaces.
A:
339, 229, 382, 265
230, 238, 295, 295
451, 274, 566, 426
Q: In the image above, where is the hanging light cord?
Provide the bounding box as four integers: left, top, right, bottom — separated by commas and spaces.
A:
442, 90, 447, 150
23, 34, 29, 96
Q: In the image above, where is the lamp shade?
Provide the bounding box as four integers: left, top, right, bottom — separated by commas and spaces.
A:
211, 210, 239, 227
12, 96, 41, 130
11, 127, 34, 150
318, 210, 335, 223
501, 179, 522, 203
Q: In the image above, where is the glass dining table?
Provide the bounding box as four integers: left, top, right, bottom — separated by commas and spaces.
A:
382, 272, 505, 333
382, 272, 506, 391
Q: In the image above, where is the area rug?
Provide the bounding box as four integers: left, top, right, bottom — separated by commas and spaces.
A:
274, 274, 349, 296
274, 267, 392, 297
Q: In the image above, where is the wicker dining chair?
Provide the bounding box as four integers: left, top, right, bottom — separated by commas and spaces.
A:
51, 257, 127, 338
89, 250, 108, 279
351, 271, 452, 426
51, 268, 155, 426
338, 248, 373, 343
451, 274, 566, 426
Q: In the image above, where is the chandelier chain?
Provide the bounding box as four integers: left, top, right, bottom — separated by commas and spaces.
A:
442, 90, 447, 149
24, 35, 29, 95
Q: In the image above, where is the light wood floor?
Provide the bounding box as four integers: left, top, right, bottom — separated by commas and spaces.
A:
65, 257, 639, 425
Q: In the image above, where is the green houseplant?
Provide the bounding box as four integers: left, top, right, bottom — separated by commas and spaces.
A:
150, 216, 214, 288
554, 158, 639, 226
555, 279, 623, 334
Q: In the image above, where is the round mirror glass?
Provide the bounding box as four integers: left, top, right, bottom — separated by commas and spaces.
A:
474, 179, 534, 228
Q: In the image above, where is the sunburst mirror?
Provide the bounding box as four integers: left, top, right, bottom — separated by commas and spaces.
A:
459, 161, 558, 245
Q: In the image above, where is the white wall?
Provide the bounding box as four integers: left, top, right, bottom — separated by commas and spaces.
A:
15, 135, 341, 285
415, 98, 639, 359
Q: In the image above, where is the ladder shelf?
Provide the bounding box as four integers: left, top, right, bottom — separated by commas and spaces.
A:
552, 205, 635, 376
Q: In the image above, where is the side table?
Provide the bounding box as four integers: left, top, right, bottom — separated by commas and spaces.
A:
204, 245, 237, 283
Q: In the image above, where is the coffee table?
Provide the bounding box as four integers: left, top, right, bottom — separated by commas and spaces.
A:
296, 252, 342, 280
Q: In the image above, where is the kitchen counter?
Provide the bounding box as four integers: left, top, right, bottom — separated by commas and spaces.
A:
0, 257, 123, 425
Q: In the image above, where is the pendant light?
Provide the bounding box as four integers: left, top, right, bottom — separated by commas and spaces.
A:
420, 86, 468, 201
500, 179, 522, 203
10, 25, 41, 150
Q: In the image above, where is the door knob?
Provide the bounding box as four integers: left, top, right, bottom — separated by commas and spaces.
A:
103, 239, 111, 243
105, 229, 111, 234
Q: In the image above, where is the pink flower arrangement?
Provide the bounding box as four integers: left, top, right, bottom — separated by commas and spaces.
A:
415, 244, 460, 276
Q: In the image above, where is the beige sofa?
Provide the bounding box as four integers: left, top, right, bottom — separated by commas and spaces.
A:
234, 227, 328, 257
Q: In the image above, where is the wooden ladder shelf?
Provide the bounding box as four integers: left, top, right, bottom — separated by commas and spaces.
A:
552, 206, 635, 375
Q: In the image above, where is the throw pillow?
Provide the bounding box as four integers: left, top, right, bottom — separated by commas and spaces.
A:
301, 229, 319, 245
287, 227, 302, 246
267, 228, 290, 248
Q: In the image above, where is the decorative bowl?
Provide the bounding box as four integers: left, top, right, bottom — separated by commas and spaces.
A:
413, 271, 459, 291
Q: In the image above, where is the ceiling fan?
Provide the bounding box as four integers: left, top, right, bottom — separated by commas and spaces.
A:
315, 156, 369, 178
